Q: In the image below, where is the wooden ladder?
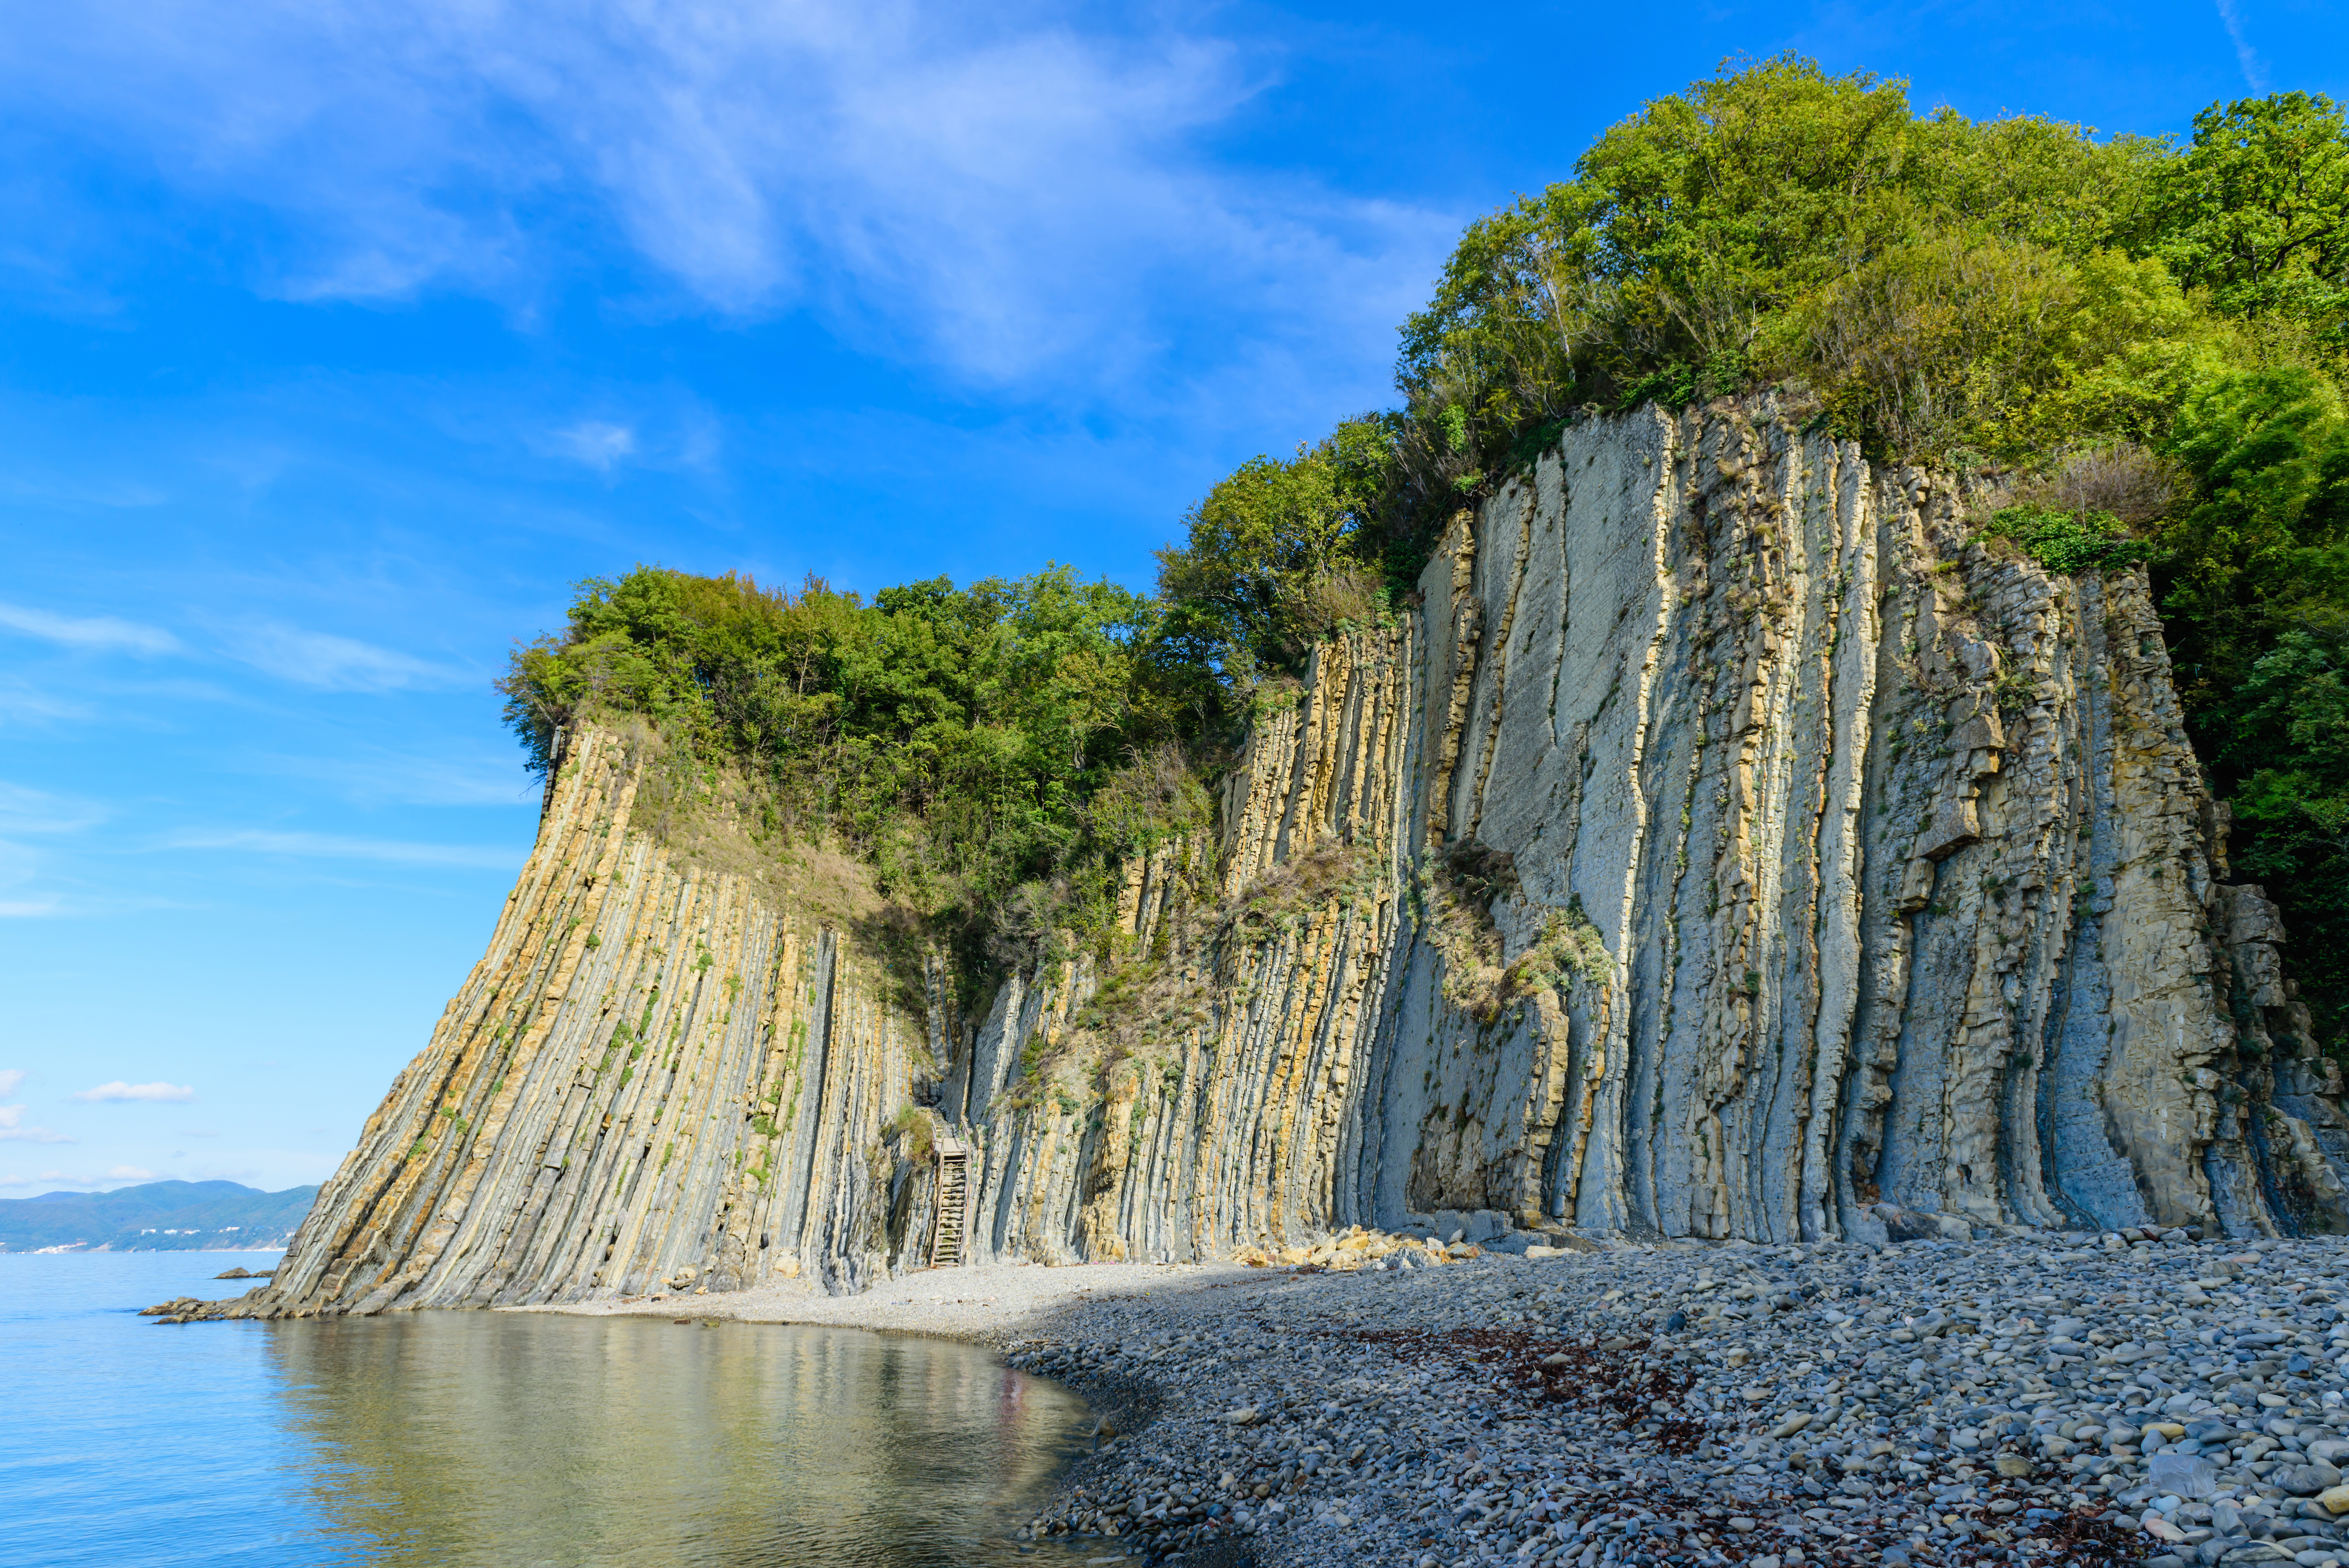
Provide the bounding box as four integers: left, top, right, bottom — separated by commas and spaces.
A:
930, 1139, 973, 1268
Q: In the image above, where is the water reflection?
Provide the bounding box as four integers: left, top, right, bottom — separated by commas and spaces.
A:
264, 1314, 1094, 1567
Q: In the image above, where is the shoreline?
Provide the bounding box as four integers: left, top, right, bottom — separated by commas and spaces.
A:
550, 1229, 2349, 1568
1, 1245, 290, 1256
524, 1258, 1261, 1345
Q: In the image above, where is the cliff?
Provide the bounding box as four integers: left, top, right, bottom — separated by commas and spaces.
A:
201, 395, 2349, 1319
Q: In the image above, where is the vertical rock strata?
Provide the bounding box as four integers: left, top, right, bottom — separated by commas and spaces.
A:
214, 397, 2349, 1319
234, 725, 942, 1312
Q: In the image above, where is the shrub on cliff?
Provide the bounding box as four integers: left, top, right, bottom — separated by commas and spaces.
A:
1153, 415, 1402, 686
1163, 59, 2339, 667
517, 60, 2349, 1041
1163, 56, 2349, 1038
499, 564, 1209, 996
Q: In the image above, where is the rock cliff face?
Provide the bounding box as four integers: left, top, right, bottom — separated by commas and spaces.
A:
206, 396, 2349, 1319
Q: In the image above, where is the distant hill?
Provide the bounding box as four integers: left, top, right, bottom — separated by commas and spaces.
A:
0, 1179, 318, 1252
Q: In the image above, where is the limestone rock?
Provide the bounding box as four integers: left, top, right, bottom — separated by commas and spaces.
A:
191, 395, 2349, 1320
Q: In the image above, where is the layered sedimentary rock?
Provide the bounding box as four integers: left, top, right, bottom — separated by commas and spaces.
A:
204, 395, 2349, 1319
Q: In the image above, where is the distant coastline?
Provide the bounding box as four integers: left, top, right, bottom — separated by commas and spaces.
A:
0, 1179, 316, 1253
5, 1244, 290, 1255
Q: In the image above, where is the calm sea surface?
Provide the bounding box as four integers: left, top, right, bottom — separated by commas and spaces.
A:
3, 1253, 1103, 1567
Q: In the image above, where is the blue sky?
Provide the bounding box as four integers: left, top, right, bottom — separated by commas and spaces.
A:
2, 0, 2342, 1196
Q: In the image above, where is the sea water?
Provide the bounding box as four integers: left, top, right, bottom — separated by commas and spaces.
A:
2, 1253, 1102, 1566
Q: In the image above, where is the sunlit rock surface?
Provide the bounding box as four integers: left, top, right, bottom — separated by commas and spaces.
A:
201, 395, 2349, 1319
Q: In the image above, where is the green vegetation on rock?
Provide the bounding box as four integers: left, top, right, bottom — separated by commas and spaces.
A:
504, 58, 2349, 1043
1981, 506, 2154, 576
1157, 58, 2349, 1043
499, 564, 1211, 997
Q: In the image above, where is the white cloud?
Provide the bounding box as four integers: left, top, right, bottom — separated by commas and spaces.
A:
74, 1080, 196, 1103
1, 1166, 161, 1190
549, 419, 638, 471
0, 789, 102, 922
0, 678, 94, 726
2214, 0, 2270, 91
0, 781, 106, 836
219, 623, 465, 692
161, 827, 526, 870
0, 1070, 22, 1097
247, 749, 533, 807
0, 601, 179, 655
0, 2, 1450, 402
0, 1106, 74, 1142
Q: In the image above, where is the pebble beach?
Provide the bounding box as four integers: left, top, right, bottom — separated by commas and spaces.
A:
983, 1224, 2349, 1568
534, 1219, 2349, 1567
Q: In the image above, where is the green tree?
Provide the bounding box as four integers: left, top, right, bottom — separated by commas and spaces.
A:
1155, 417, 1396, 688
2215, 632, 2349, 1043
496, 67, 2349, 1045
498, 564, 1197, 997
1394, 55, 2170, 487
2149, 93, 2349, 328
2160, 368, 2349, 695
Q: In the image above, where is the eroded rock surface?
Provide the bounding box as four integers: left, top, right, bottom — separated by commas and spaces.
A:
194, 396, 2349, 1321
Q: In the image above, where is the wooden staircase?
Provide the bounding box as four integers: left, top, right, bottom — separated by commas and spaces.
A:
930, 1138, 973, 1267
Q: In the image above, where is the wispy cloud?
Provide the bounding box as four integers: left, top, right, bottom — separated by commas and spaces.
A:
0, 833, 65, 916
0, 1106, 73, 1142
0, 601, 179, 655
0, 781, 106, 836
549, 419, 638, 471
0, 2, 1450, 403
0, 785, 105, 920
161, 827, 526, 870
245, 749, 533, 807
2214, 0, 2270, 91
0, 1070, 22, 1098
0, 678, 94, 727
218, 623, 466, 692
73, 1080, 196, 1103
0, 1166, 156, 1189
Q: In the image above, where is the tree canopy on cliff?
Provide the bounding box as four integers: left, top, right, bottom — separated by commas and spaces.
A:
509, 57, 2349, 1040
1156, 56, 2349, 1040
498, 565, 1209, 990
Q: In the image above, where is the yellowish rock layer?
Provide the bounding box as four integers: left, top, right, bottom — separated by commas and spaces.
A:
204, 396, 2349, 1320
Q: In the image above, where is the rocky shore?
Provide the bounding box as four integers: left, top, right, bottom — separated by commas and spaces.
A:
994, 1224, 2349, 1568
153, 1213, 2349, 1568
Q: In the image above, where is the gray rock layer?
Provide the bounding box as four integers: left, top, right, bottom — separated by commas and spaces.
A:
209, 396, 2349, 1319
